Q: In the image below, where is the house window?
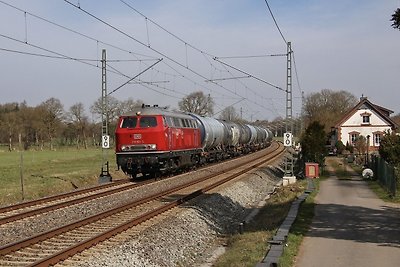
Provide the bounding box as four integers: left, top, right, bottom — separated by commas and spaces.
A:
360, 112, 371, 125
374, 133, 382, 146
350, 133, 359, 145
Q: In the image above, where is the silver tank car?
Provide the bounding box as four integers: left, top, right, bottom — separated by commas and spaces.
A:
218, 120, 241, 147
265, 128, 273, 144
189, 113, 225, 150
254, 125, 267, 143
246, 124, 258, 144
237, 123, 251, 145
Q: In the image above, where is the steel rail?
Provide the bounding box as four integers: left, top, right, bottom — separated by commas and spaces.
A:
0, 179, 129, 213
0, 180, 142, 225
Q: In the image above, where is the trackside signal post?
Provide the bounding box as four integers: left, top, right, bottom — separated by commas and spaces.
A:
99, 49, 112, 183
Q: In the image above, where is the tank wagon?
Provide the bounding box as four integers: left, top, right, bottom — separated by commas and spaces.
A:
115, 104, 272, 179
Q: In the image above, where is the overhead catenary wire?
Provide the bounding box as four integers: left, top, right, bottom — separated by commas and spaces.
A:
0, 1, 195, 101
119, 0, 216, 59
0, 0, 189, 102
118, 0, 285, 106
0, 33, 99, 69
216, 54, 286, 59
116, 0, 287, 116
4, 0, 285, 118
264, 0, 287, 45
0, 0, 157, 60
0, 0, 289, 119
263, 1, 305, 120
106, 62, 187, 97
212, 54, 283, 118
0, 33, 183, 100
107, 58, 163, 96
0, 34, 163, 76
62, 1, 244, 102
292, 52, 303, 96
65, 0, 261, 108
213, 57, 285, 92
0, 47, 155, 63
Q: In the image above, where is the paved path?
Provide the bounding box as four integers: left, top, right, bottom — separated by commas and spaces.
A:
295, 158, 400, 267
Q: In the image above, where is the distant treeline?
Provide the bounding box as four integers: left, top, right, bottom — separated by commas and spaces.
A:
0, 96, 143, 151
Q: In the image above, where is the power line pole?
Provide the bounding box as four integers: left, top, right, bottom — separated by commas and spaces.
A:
284, 41, 294, 179
301, 90, 305, 134
100, 49, 112, 182
286, 42, 293, 132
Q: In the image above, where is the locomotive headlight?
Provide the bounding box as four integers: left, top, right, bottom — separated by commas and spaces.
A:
147, 144, 157, 150
121, 145, 129, 151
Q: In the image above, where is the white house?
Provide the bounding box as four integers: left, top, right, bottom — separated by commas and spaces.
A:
333, 97, 397, 151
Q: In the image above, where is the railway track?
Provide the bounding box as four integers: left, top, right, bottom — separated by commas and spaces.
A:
0, 143, 277, 226
0, 142, 284, 266
0, 179, 138, 225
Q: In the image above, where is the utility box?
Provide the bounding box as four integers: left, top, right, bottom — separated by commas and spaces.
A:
305, 162, 319, 178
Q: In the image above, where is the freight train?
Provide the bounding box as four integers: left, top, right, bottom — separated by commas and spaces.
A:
115, 104, 273, 179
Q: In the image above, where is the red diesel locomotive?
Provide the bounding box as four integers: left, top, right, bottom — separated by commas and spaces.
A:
115, 105, 203, 178
115, 105, 272, 179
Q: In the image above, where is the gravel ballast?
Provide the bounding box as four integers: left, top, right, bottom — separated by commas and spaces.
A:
68, 159, 284, 267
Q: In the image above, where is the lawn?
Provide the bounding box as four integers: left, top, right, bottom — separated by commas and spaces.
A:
0, 147, 126, 206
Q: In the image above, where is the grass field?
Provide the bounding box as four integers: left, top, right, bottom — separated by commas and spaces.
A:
0, 148, 126, 206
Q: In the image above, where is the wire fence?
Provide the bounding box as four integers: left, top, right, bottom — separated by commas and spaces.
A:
370, 155, 398, 197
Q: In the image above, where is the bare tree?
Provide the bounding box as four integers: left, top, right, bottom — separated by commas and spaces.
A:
69, 103, 89, 149
91, 96, 143, 141
304, 89, 357, 132
218, 106, 240, 122
0, 103, 20, 151
40, 97, 65, 150
392, 113, 400, 130
19, 104, 44, 150
2, 112, 18, 151
178, 91, 214, 116
90, 95, 121, 123
118, 98, 143, 114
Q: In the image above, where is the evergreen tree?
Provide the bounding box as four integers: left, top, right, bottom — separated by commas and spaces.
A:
391, 8, 400, 30
379, 132, 400, 165
300, 121, 327, 166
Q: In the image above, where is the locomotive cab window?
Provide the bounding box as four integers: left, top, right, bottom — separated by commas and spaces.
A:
139, 117, 157, 128
121, 117, 137, 128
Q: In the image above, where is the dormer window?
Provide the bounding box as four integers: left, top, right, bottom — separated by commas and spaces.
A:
360, 112, 371, 125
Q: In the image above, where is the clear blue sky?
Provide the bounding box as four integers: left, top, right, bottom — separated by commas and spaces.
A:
0, 0, 399, 121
